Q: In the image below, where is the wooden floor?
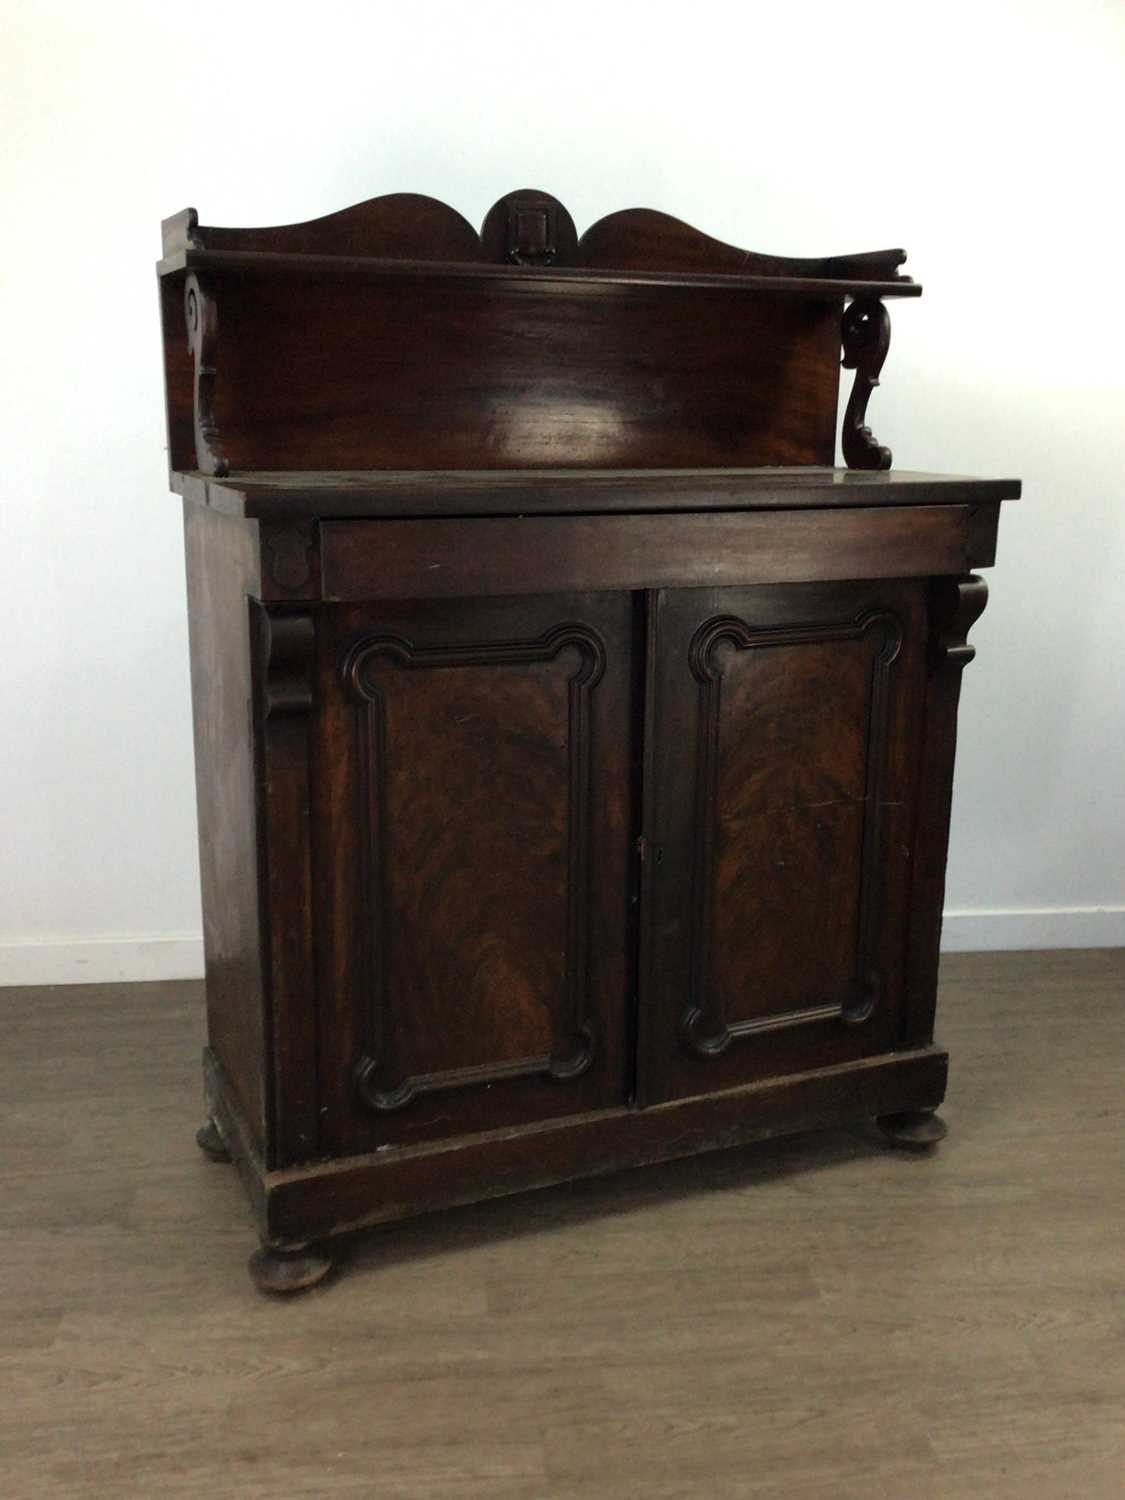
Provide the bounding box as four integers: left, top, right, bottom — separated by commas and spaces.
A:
1, 951, 1122, 1498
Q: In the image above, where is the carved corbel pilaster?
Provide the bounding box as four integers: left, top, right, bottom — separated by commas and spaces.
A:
901, 573, 989, 1049
930, 573, 989, 673
841, 296, 892, 470
253, 607, 318, 1162
184, 272, 229, 477
260, 610, 316, 720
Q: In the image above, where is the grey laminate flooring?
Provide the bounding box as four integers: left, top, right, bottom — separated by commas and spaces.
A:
1, 950, 1122, 1498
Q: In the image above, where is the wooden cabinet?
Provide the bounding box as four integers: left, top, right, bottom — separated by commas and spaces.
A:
161, 188, 1019, 1291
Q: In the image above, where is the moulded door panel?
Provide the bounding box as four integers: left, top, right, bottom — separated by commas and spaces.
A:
639, 579, 927, 1105
314, 591, 638, 1155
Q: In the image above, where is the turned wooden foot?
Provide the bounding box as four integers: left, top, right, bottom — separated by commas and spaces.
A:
248, 1243, 334, 1295
877, 1108, 948, 1150
195, 1117, 231, 1162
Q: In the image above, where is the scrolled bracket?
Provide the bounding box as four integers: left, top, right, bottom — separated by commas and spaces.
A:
260, 610, 315, 720
930, 574, 989, 673
184, 272, 229, 477
841, 296, 892, 470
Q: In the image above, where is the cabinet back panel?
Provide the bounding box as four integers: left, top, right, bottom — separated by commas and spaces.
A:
208, 277, 841, 470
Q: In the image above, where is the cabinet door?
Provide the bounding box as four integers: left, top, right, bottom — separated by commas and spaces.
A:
640, 580, 926, 1105
314, 592, 637, 1153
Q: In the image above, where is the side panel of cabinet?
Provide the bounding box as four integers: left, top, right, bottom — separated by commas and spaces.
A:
314, 592, 638, 1154
640, 580, 927, 1104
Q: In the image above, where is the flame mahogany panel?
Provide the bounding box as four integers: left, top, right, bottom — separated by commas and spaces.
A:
640, 578, 928, 1104
312, 592, 637, 1155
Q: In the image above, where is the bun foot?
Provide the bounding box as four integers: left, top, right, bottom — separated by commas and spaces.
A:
877, 1108, 948, 1150
248, 1243, 333, 1295
195, 1117, 231, 1162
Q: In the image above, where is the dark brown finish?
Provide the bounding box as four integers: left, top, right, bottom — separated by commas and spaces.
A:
181, 501, 268, 1148
194, 1117, 230, 1162
182, 273, 229, 477
160, 188, 1018, 1287
640, 580, 927, 1106
198, 275, 841, 471
841, 296, 893, 469
247, 1243, 333, 1295
178, 465, 1021, 522
313, 593, 634, 1155
204, 1043, 948, 1246
260, 519, 319, 599
877, 1107, 949, 1148
320, 505, 995, 602
252, 606, 320, 1164
902, 574, 992, 1047
158, 190, 921, 480
160, 190, 919, 289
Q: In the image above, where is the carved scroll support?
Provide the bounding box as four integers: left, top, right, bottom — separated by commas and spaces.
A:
930, 573, 989, 673
841, 297, 892, 470
184, 272, 230, 477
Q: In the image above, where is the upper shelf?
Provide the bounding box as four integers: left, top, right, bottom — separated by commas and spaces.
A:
157, 187, 923, 479
158, 189, 921, 299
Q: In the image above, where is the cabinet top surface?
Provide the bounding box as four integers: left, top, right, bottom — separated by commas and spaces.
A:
175, 466, 1021, 521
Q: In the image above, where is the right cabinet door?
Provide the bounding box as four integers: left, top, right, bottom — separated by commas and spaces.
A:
640, 579, 928, 1105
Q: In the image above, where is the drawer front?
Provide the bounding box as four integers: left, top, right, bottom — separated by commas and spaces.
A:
313, 591, 637, 1154
638, 578, 927, 1104
319, 505, 988, 601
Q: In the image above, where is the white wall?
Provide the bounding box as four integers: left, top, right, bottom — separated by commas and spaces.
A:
2, 0, 1122, 984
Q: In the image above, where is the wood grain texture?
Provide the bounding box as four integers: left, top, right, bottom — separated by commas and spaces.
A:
321, 505, 992, 601
179, 466, 1022, 523
203, 275, 842, 470
161, 189, 1019, 1310
156, 190, 921, 478
312, 593, 636, 1157
641, 580, 927, 1104
251, 606, 319, 1165
161, 188, 918, 289
3, 952, 1123, 1498
181, 501, 268, 1149
342, 626, 603, 1116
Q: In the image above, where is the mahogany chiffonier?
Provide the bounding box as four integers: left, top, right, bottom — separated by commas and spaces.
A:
157, 188, 1019, 1292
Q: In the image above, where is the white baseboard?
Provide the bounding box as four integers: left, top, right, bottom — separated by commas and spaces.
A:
940, 906, 1125, 952
1, 908, 1122, 986
0, 935, 206, 987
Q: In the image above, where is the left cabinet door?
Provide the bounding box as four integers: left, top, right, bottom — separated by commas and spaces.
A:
313, 591, 638, 1153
